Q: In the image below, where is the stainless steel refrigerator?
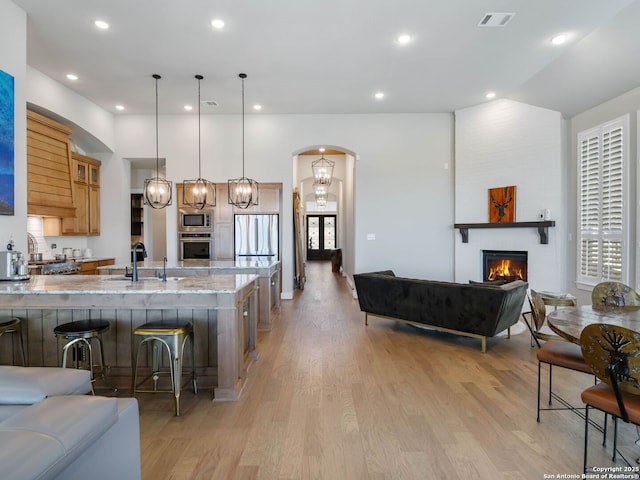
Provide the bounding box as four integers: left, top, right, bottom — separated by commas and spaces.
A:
234, 214, 279, 259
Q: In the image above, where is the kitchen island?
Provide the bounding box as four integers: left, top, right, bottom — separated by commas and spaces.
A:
99, 258, 281, 330
0, 273, 258, 401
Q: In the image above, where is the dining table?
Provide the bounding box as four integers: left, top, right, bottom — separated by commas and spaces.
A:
546, 304, 640, 344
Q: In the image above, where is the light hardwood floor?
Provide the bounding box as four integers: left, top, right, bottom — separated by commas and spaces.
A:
131, 262, 640, 479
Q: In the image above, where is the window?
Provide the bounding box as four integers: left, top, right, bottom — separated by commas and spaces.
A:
577, 115, 629, 287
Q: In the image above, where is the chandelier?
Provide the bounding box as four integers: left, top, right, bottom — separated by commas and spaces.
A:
228, 73, 259, 209
312, 150, 334, 186
143, 74, 173, 209
182, 74, 215, 209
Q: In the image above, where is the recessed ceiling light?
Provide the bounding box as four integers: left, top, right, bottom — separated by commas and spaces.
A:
396, 34, 412, 45
211, 19, 225, 29
485, 92, 496, 99
66, 74, 78, 81
253, 104, 262, 111
551, 33, 568, 45
115, 105, 125, 111
374, 91, 385, 100
184, 105, 193, 111
94, 20, 110, 30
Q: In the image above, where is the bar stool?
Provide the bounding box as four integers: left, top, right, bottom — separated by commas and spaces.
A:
0, 318, 26, 366
131, 320, 197, 416
53, 319, 111, 388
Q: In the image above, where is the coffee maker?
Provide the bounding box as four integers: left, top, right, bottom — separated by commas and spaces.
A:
0, 250, 29, 281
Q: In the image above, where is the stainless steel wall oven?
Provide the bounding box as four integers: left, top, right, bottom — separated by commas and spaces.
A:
179, 233, 213, 260
177, 208, 214, 260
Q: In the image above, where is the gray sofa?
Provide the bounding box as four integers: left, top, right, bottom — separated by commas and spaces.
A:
0, 366, 141, 480
353, 271, 528, 352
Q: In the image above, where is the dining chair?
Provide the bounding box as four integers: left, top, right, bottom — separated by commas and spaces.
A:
521, 289, 576, 348
523, 290, 593, 422
580, 323, 640, 473
592, 282, 640, 307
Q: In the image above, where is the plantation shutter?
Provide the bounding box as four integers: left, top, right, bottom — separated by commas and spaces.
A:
577, 116, 627, 286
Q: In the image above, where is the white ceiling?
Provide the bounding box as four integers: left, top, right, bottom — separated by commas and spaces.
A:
12, 0, 640, 117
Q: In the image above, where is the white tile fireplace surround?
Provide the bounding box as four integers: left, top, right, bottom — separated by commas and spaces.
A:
454, 226, 565, 294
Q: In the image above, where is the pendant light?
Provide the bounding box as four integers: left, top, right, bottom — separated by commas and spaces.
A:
311, 150, 334, 186
143, 74, 173, 209
182, 74, 215, 209
228, 73, 258, 208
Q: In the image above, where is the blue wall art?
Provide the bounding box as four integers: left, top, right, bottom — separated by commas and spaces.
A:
0, 68, 15, 216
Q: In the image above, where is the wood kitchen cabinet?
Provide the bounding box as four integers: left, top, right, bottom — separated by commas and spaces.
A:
61, 153, 101, 236
78, 258, 115, 275
214, 183, 233, 260
233, 182, 281, 214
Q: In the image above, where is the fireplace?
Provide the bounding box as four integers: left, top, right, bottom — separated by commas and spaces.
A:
482, 250, 528, 283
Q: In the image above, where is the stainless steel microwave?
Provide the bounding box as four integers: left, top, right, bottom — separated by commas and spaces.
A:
179, 209, 212, 231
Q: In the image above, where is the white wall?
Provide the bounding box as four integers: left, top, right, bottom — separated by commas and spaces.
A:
454, 99, 567, 292
26, 66, 115, 153
0, 0, 26, 253
343, 153, 356, 285
114, 113, 455, 296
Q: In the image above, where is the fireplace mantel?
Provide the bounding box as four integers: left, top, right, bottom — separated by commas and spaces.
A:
454, 221, 555, 244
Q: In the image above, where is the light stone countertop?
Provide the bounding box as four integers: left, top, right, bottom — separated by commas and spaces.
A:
0, 273, 258, 295
99, 258, 279, 271
27, 256, 115, 266
71, 257, 116, 263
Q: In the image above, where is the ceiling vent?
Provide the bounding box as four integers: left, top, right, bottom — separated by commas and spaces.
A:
478, 12, 515, 27
201, 100, 218, 107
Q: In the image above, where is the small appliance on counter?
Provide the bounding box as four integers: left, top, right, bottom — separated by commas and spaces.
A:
0, 250, 30, 281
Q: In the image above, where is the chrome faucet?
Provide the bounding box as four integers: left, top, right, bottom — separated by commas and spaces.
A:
131, 242, 147, 282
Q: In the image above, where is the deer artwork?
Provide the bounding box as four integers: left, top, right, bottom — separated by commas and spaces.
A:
490, 187, 514, 222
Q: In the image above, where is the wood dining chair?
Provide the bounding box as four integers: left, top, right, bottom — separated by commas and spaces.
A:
523, 290, 594, 422
580, 323, 640, 473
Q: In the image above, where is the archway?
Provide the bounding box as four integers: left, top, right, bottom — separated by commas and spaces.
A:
292, 145, 356, 289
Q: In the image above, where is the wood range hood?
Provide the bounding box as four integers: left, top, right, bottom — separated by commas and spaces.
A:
27, 110, 76, 218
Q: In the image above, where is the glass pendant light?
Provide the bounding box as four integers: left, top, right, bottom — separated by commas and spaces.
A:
143, 74, 173, 209
182, 74, 215, 209
228, 73, 258, 208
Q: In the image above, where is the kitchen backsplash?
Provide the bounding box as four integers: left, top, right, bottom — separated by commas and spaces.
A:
27, 216, 89, 259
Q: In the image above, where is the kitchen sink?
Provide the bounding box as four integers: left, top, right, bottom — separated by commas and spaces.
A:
104, 276, 183, 282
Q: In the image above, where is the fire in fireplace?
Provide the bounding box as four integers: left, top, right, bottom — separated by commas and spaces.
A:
482, 250, 528, 283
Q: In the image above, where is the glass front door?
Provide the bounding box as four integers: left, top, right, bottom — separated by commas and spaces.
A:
306, 215, 336, 260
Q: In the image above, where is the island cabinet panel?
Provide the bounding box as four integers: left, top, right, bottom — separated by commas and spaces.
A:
5, 307, 224, 387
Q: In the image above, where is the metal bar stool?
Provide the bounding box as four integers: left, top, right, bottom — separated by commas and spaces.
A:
131, 320, 197, 416
0, 318, 26, 366
53, 319, 111, 389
